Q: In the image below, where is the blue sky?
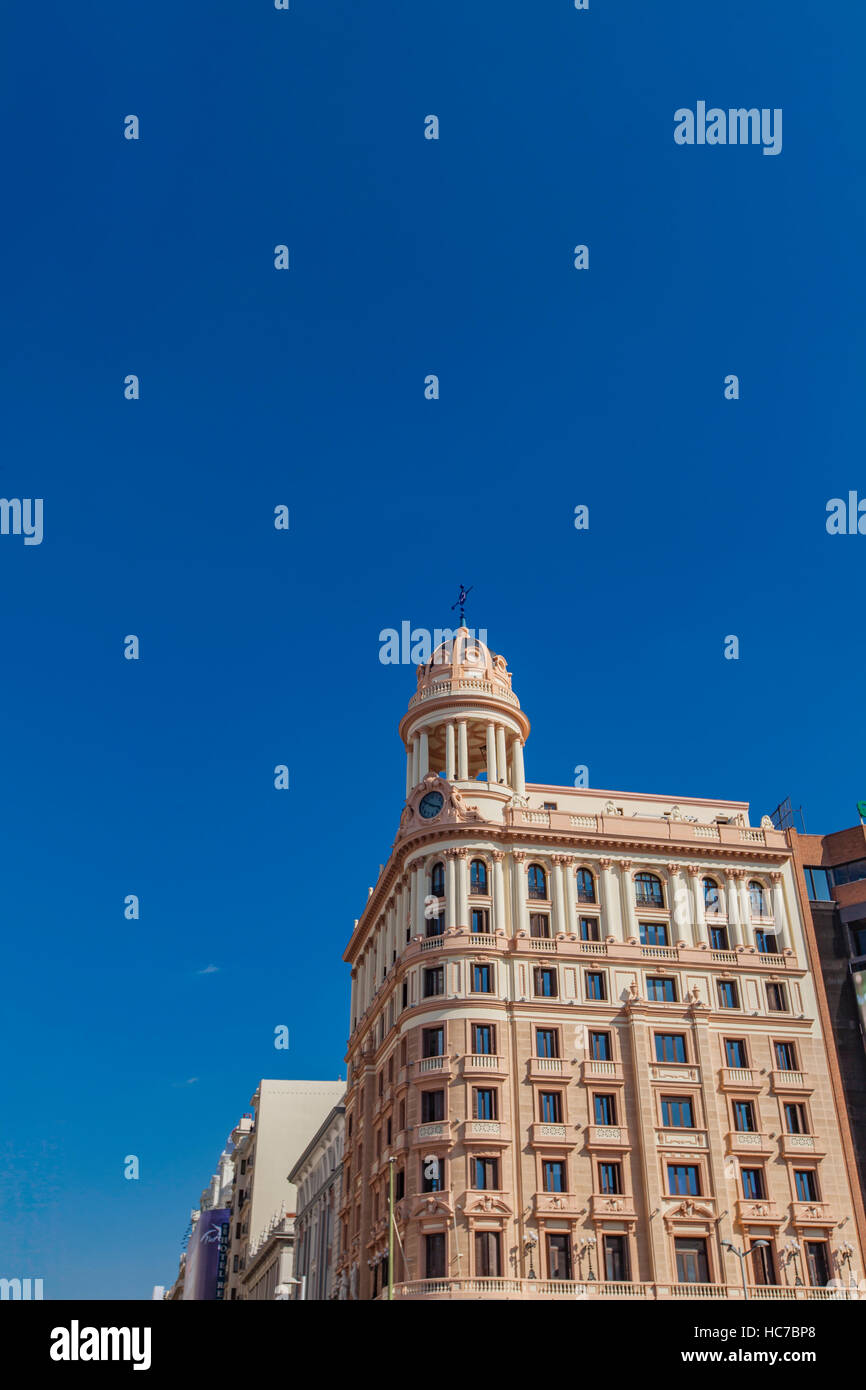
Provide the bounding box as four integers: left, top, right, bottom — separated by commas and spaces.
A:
1, 1, 864, 1299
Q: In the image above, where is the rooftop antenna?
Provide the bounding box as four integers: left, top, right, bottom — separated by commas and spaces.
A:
770, 797, 806, 834
451, 584, 473, 626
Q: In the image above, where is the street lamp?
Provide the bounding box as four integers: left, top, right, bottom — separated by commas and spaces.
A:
578, 1236, 597, 1282
524, 1234, 538, 1279
782, 1239, 804, 1286
721, 1239, 769, 1299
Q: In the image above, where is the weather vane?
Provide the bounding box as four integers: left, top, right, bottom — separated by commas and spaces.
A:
451, 584, 473, 626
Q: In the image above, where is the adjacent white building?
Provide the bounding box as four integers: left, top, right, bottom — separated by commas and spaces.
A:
290, 1103, 346, 1300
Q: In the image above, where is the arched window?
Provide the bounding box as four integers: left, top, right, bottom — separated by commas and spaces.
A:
576, 867, 596, 904
528, 864, 547, 899
702, 877, 721, 913
470, 859, 488, 895
749, 881, 766, 917
430, 862, 445, 898
634, 872, 664, 908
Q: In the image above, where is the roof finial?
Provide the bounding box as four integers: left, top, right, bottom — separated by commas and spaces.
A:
451, 583, 473, 627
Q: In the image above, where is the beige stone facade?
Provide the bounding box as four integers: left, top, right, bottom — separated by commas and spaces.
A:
340, 629, 865, 1300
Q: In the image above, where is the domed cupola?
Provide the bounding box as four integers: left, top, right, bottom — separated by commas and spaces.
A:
398, 626, 530, 802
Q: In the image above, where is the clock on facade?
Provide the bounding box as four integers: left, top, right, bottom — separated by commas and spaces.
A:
418, 791, 445, 820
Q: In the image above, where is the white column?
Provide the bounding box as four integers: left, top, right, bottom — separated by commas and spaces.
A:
419, 730, 429, 779
563, 857, 577, 936
513, 738, 526, 796
493, 851, 507, 934
445, 722, 456, 781
771, 873, 789, 950
512, 853, 529, 935
667, 864, 686, 945
738, 874, 753, 938
409, 867, 419, 941
620, 861, 638, 941
486, 723, 497, 785
414, 863, 426, 936
411, 736, 419, 789
725, 873, 742, 948
689, 869, 706, 946
496, 726, 508, 787
457, 721, 469, 781
445, 854, 457, 929
405, 746, 413, 798
552, 858, 567, 936
350, 970, 357, 1026
600, 859, 622, 939
456, 852, 469, 929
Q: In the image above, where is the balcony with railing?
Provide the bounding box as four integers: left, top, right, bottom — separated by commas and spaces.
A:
726, 1130, 774, 1157
719, 1067, 762, 1092
528, 1055, 573, 1082
529, 1121, 578, 1148
460, 1119, 508, 1145
585, 1123, 630, 1150
461, 1053, 508, 1078
790, 1201, 834, 1227
770, 1070, 813, 1094
385, 1278, 848, 1300
581, 1058, 624, 1084
779, 1132, 826, 1158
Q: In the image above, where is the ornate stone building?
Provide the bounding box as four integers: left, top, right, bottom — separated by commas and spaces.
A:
340, 628, 866, 1300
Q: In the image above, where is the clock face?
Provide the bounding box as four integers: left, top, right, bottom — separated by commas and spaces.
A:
418, 791, 445, 820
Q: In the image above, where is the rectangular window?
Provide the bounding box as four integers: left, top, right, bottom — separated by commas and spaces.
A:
472, 1023, 495, 1055
473, 1087, 497, 1120
640, 922, 669, 946
805, 1241, 830, 1287
709, 925, 729, 950
830, 858, 866, 888
473, 1156, 499, 1190
422, 1026, 444, 1058
741, 1167, 766, 1200
585, 971, 606, 1001
543, 1160, 565, 1193
785, 1103, 808, 1135
536, 1028, 559, 1059
471, 908, 490, 934
423, 967, 443, 998
594, 1093, 617, 1125
426, 912, 444, 938
733, 1100, 756, 1133
755, 930, 779, 954
579, 917, 600, 942
774, 1040, 798, 1071
599, 1161, 623, 1195
851, 923, 866, 958
795, 1170, 819, 1202
717, 979, 740, 1009
803, 867, 832, 901
394, 1168, 404, 1200
421, 1090, 444, 1123
548, 1234, 572, 1280
540, 1091, 563, 1123
534, 966, 558, 997
589, 1030, 611, 1061
472, 963, 493, 993
668, 1164, 701, 1197
724, 1038, 747, 1068
604, 1234, 631, 1282
655, 1033, 686, 1063
474, 1230, 501, 1277
425, 1233, 445, 1279
766, 982, 788, 1013
675, 1237, 709, 1285
661, 1096, 694, 1128
647, 976, 676, 1002
530, 913, 551, 939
